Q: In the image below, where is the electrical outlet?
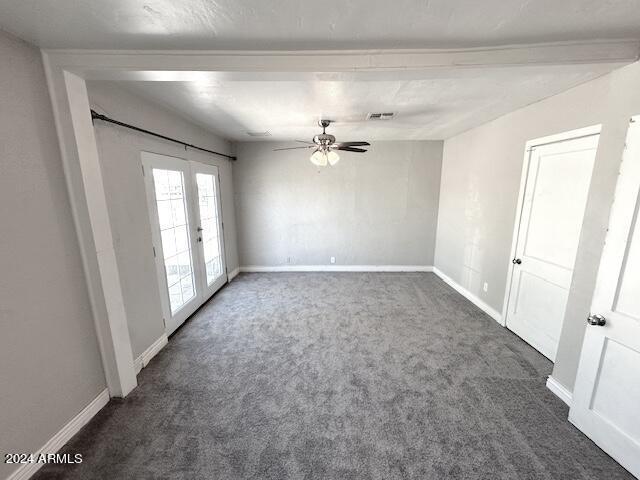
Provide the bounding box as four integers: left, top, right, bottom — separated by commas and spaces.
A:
483, 282, 488, 293
330, 256, 336, 264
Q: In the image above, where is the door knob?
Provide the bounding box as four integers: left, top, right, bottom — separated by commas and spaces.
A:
587, 314, 606, 326
197, 227, 203, 232
512, 258, 522, 265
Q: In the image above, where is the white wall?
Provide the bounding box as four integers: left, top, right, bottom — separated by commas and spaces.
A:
87, 82, 239, 358
435, 60, 640, 392
0, 31, 107, 480
234, 141, 442, 268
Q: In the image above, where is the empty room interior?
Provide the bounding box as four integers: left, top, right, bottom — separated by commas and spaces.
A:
2, 1, 640, 479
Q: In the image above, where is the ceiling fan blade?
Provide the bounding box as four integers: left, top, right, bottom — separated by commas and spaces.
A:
296, 140, 316, 145
335, 146, 368, 153
273, 145, 315, 151
334, 141, 370, 147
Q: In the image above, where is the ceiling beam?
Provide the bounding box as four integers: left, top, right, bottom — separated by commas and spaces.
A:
44, 40, 640, 82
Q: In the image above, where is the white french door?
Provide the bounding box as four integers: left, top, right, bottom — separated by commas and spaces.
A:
505, 130, 599, 361
190, 161, 227, 298
142, 152, 227, 335
570, 117, 640, 478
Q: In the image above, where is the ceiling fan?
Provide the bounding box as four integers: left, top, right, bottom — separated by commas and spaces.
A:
273, 120, 370, 167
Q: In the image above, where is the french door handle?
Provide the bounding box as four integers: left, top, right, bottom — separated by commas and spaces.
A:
196, 226, 203, 232
587, 314, 606, 326
512, 258, 522, 265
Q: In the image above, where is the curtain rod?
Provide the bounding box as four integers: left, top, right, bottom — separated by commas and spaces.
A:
90, 110, 236, 161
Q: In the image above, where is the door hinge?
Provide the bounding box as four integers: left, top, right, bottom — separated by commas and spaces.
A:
221, 221, 224, 230
152, 246, 156, 257
162, 318, 166, 328
141, 165, 145, 176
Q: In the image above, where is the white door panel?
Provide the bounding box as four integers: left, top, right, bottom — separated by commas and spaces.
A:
522, 146, 596, 269
142, 152, 227, 335
506, 133, 599, 360
513, 271, 567, 339
589, 339, 640, 440
570, 118, 640, 478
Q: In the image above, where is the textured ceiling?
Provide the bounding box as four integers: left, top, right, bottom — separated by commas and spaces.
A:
107, 62, 618, 141
1, 0, 640, 50
5, 0, 639, 141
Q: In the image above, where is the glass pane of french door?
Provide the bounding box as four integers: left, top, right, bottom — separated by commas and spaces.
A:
195, 172, 224, 285
151, 168, 196, 314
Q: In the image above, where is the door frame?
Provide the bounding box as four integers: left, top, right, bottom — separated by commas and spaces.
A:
500, 125, 602, 333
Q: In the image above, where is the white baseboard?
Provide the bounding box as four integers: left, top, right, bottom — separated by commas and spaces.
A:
432, 267, 503, 324
546, 375, 573, 407
227, 267, 240, 282
134, 333, 168, 375
239, 265, 434, 273
7, 389, 109, 480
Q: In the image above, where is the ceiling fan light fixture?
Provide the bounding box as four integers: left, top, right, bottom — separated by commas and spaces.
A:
327, 150, 340, 166
310, 149, 328, 167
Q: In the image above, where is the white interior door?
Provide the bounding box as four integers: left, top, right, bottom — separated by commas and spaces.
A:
506, 132, 599, 360
142, 152, 227, 335
570, 118, 640, 478
190, 161, 227, 298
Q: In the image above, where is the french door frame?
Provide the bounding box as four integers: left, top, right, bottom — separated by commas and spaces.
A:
142, 152, 227, 336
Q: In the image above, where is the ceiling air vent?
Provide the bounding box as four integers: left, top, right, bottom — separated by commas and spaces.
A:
246, 131, 271, 137
367, 112, 395, 120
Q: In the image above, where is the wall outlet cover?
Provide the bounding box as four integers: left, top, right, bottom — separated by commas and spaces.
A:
330, 256, 336, 264
483, 282, 489, 292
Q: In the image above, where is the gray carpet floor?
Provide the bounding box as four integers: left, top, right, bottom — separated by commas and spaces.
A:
34, 273, 633, 479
